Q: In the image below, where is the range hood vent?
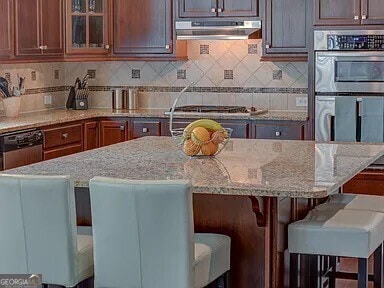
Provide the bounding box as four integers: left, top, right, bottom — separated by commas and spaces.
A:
175, 20, 262, 40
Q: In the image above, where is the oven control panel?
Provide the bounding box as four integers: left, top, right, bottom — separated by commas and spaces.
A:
328, 35, 384, 50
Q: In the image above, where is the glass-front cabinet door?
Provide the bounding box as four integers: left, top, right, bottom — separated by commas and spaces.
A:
66, 0, 109, 54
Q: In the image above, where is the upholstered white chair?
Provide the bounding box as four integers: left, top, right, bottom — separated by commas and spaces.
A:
89, 177, 231, 288
0, 174, 94, 287
289, 209, 384, 288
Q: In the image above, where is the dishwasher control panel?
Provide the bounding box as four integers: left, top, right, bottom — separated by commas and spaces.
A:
1, 129, 43, 152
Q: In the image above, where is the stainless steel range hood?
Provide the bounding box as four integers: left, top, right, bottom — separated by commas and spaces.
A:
175, 20, 262, 40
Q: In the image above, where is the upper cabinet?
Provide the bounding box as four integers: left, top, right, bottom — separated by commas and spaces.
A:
314, 0, 384, 25
15, 0, 64, 56
178, 0, 258, 18
0, 0, 13, 58
263, 0, 308, 60
66, 0, 110, 55
113, 0, 173, 55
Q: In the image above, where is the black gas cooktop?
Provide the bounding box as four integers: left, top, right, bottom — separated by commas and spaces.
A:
172, 105, 249, 113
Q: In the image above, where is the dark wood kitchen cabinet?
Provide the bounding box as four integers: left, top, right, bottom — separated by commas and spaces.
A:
99, 120, 128, 147
314, 0, 384, 25
15, 0, 64, 56
132, 120, 162, 139
179, 0, 258, 18
253, 121, 305, 140
113, 0, 173, 55
84, 121, 99, 150
263, 0, 307, 61
0, 0, 14, 58
343, 169, 384, 196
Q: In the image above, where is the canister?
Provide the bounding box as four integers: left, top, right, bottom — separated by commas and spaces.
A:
127, 88, 139, 110
111, 88, 127, 110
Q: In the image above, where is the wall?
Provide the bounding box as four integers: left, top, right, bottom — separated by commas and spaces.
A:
0, 39, 308, 116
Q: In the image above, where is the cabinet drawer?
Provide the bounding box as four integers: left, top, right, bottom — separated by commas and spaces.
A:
44, 124, 82, 149
255, 124, 304, 140
43, 143, 83, 161
133, 121, 161, 138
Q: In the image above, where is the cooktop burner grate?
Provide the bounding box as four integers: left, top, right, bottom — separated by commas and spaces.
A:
172, 105, 249, 113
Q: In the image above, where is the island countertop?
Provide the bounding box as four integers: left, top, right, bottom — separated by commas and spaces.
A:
3, 137, 384, 198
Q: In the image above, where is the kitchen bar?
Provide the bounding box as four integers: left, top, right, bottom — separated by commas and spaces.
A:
3, 136, 384, 287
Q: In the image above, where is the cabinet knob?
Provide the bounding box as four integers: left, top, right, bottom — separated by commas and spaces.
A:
142, 128, 149, 133
265, 44, 270, 49
354, 15, 359, 20
120, 125, 125, 131
217, 8, 223, 13
62, 133, 69, 139
211, 8, 216, 13
39, 45, 48, 50
361, 15, 367, 20
275, 131, 281, 137
165, 45, 170, 49
104, 44, 110, 50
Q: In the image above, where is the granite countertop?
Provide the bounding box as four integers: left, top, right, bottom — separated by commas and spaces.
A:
3, 137, 383, 198
0, 108, 308, 134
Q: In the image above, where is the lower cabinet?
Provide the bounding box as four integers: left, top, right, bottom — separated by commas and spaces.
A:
132, 120, 162, 139
84, 121, 99, 151
43, 143, 83, 160
343, 169, 384, 196
99, 120, 128, 147
253, 122, 305, 140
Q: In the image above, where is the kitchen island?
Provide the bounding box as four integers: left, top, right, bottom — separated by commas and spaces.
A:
4, 137, 384, 288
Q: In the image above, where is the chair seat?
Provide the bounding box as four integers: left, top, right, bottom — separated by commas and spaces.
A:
193, 233, 231, 288
316, 193, 384, 213
74, 234, 94, 287
288, 209, 384, 258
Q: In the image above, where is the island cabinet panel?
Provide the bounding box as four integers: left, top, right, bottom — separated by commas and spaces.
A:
99, 120, 128, 147
313, 0, 360, 25
361, 0, 384, 25
132, 120, 162, 139
113, 0, 173, 55
343, 169, 384, 196
15, 0, 64, 56
84, 121, 99, 151
0, 0, 14, 58
263, 0, 307, 60
253, 122, 305, 140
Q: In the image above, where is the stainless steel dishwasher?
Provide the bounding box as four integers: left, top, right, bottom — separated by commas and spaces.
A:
0, 129, 43, 171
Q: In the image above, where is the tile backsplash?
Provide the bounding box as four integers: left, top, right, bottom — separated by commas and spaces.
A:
0, 39, 308, 116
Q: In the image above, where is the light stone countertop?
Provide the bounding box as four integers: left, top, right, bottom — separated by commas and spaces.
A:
0, 108, 308, 134
3, 137, 383, 198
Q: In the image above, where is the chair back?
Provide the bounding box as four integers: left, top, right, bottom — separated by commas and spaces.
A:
90, 177, 194, 288
0, 175, 78, 286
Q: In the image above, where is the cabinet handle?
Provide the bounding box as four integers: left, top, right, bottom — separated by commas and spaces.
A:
361, 15, 367, 20
217, 7, 223, 13
354, 15, 359, 20
104, 44, 110, 50
61, 133, 69, 139
275, 131, 281, 137
265, 44, 270, 49
142, 128, 149, 133
165, 45, 170, 49
39, 45, 48, 50
211, 8, 216, 13
120, 125, 125, 131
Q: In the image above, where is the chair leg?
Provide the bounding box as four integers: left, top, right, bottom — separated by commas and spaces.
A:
309, 254, 320, 288
223, 271, 230, 288
290, 253, 299, 288
329, 256, 337, 288
374, 244, 383, 288
358, 258, 369, 288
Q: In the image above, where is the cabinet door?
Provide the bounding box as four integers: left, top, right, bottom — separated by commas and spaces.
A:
0, 0, 14, 57
84, 121, 99, 150
132, 120, 162, 139
219, 0, 258, 17
179, 0, 216, 18
100, 120, 127, 147
313, 0, 360, 25
43, 143, 83, 160
220, 122, 250, 138
15, 0, 41, 55
114, 0, 172, 54
361, 0, 384, 25
264, 0, 307, 56
40, 0, 64, 55
343, 169, 384, 196
254, 123, 304, 140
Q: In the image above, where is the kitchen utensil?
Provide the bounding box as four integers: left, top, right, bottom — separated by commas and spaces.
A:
112, 88, 127, 110
81, 74, 89, 88
169, 82, 233, 157
0, 77, 11, 98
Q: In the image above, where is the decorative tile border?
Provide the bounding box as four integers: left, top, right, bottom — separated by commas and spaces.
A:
24, 85, 308, 95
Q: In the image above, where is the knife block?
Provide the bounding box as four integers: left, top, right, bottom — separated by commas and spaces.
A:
66, 87, 89, 110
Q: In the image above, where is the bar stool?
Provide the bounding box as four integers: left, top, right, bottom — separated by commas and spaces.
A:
288, 208, 384, 288
0, 174, 94, 287
89, 177, 231, 288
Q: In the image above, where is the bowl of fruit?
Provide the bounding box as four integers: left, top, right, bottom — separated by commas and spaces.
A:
171, 119, 232, 157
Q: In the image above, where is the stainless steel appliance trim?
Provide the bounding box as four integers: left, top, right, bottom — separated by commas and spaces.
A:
314, 30, 384, 51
